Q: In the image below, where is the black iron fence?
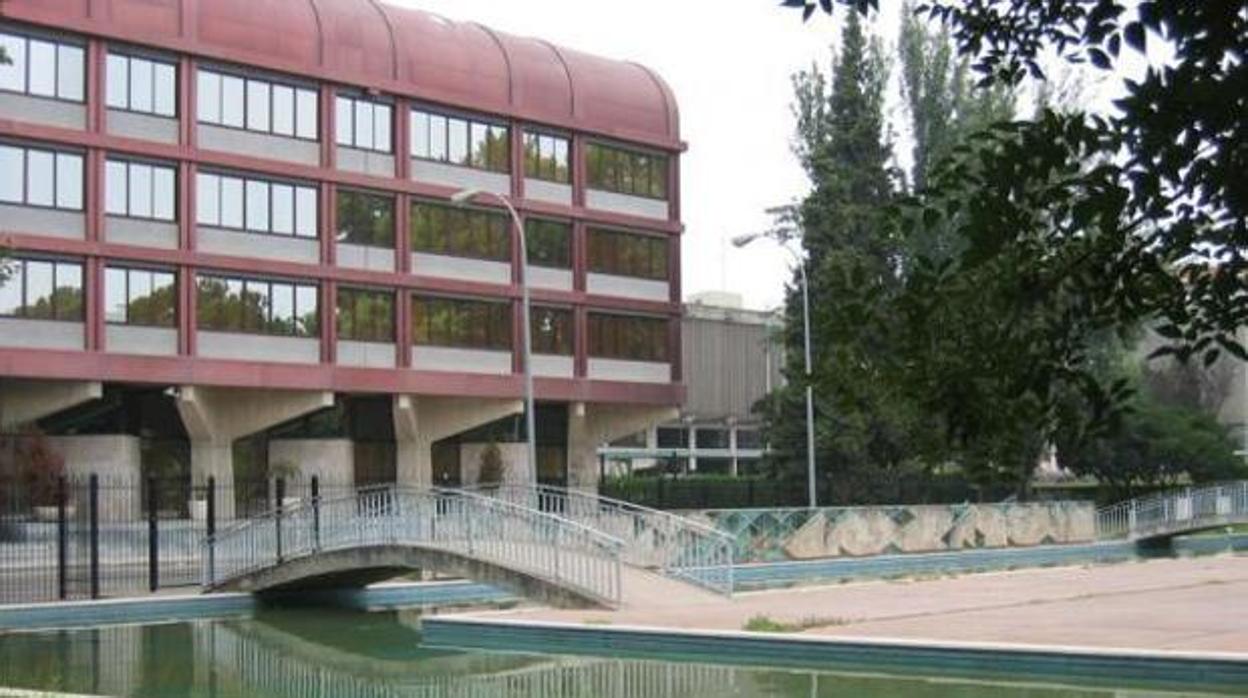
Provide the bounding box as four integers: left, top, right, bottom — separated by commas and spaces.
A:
0, 474, 347, 604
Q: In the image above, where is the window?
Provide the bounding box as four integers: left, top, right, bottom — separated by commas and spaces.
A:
588, 313, 669, 362
105, 159, 176, 221
696, 428, 730, 450
0, 143, 83, 210
525, 219, 571, 269
523, 131, 570, 183
411, 296, 511, 350
410, 201, 509, 261
656, 427, 689, 449
335, 94, 392, 153
0, 31, 84, 102
337, 288, 394, 343
736, 429, 762, 450
0, 258, 83, 321
586, 143, 668, 199
196, 171, 317, 238
104, 267, 176, 326
196, 274, 319, 337
336, 190, 394, 248
196, 68, 318, 140
106, 52, 176, 117
410, 109, 509, 173
532, 306, 573, 355
587, 228, 669, 280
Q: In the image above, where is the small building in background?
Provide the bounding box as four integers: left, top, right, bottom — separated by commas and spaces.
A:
598, 292, 785, 477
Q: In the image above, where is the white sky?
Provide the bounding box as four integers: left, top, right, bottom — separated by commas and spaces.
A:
384, 1, 1146, 311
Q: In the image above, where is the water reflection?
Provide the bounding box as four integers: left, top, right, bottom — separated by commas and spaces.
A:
0, 609, 1226, 697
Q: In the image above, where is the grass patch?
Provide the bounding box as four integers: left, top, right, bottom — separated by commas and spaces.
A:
743, 614, 848, 633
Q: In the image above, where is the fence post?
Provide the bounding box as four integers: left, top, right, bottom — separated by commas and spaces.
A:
205, 477, 216, 587
311, 476, 321, 552
56, 476, 67, 600
275, 477, 285, 564
147, 476, 158, 592
88, 474, 99, 600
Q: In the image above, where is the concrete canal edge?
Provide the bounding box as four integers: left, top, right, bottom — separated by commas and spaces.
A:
419, 616, 1248, 691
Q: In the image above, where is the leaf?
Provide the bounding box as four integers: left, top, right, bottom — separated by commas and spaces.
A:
1087, 48, 1112, 70
1124, 22, 1146, 52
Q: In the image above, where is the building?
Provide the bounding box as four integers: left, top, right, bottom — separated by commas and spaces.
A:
0, 0, 684, 503
599, 292, 784, 477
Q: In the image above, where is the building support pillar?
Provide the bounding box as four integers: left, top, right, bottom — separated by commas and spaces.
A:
392, 395, 523, 487
568, 402, 679, 491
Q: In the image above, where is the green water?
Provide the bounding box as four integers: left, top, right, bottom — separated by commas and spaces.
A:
0, 607, 1228, 698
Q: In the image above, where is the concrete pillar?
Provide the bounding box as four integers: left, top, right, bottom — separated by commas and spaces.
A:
175, 386, 334, 518
729, 424, 739, 477
0, 379, 103, 430
687, 424, 699, 473
392, 395, 523, 487
460, 442, 529, 486
268, 439, 354, 490
567, 402, 679, 491
48, 435, 143, 522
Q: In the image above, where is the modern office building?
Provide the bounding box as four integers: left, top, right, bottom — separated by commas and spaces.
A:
599, 292, 784, 477
0, 0, 683, 500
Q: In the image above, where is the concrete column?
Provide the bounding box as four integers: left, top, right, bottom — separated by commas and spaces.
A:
48, 435, 143, 521
268, 439, 355, 491
392, 395, 523, 487
567, 402, 679, 491
175, 386, 334, 518
0, 379, 103, 430
729, 425, 739, 477
687, 424, 699, 473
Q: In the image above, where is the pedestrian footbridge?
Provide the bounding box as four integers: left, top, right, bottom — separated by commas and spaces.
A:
204, 485, 733, 609
1096, 481, 1248, 543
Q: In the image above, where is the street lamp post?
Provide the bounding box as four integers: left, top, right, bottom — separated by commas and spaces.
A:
732, 232, 818, 509
450, 188, 537, 482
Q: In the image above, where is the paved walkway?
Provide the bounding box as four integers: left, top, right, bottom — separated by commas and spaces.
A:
465, 555, 1248, 654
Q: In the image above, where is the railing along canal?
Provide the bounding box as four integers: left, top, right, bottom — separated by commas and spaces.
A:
1096, 481, 1248, 541
466, 483, 734, 596
204, 486, 624, 607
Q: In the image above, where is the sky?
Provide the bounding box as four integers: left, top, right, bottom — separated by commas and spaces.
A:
383, 1, 1144, 311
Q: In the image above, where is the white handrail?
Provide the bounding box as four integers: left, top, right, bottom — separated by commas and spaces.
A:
204, 486, 625, 607
464, 483, 735, 596
1095, 481, 1248, 541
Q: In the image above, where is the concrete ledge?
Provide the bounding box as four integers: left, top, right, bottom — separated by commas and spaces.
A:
421, 617, 1248, 691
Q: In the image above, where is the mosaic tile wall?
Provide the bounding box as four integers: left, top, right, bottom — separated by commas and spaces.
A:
689, 502, 1096, 563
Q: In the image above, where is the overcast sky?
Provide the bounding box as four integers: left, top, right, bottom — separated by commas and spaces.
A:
384, 1, 1137, 311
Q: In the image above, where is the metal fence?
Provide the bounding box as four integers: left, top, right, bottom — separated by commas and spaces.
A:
1096, 481, 1248, 541
0, 474, 347, 604
206, 486, 625, 608
467, 483, 734, 597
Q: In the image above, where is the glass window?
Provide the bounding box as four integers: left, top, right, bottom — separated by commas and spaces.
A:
0, 145, 20, 202
354, 100, 373, 149
410, 296, 511, 351
27, 40, 56, 98
532, 306, 572, 355
448, 118, 468, 165
337, 190, 394, 249
196, 70, 220, 123
295, 186, 318, 238
0, 33, 25, 93
25, 150, 54, 207
586, 143, 669, 200
219, 176, 243, 228
0, 258, 84, 321
196, 173, 219, 225
130, 57, 153, 113
587, 228, 670, 280
295, 88, 318, 140
54, 152, 82, 210
411, 111, 430, 159
106, 54, 128, 109
335, 96, 352, 146
589, 313, 669, 362
152, 166, 175, 221
197, 273, 318, 337
128, 162, 152, 218
153, 63, 176, 117
524, 132, 571, 184
55, 45, 84, 101
246, 80, 270, 132
220, 74, 244, 127
245, 180, 269, 232
525, 219, 571, 268
271, 184, 294, 235
428, 114, 447, 160
337, 287, 394, 343
373, 104, 392, 153
410, 201, 509, 261
272, 84, 295, 136
105, 266, 176, 327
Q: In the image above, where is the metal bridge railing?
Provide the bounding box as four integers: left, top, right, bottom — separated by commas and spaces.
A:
1096, 481, 1248, 541
465, 483, 734, 597
203, 486, 624, 607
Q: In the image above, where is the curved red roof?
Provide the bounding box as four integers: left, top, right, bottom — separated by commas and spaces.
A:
0, 0, 680, 148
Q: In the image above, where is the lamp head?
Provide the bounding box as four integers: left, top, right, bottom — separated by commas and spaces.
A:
731, 233, 760, 248
450, 188, 482, 205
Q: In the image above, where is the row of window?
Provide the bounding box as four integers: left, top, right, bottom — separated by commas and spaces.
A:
0, 26, 669, 198
0, 260, 670, 361
0, 143, 82, 210
195, 172, 319, 238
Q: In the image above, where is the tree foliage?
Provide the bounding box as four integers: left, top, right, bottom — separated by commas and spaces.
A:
773, 0, 1247, 488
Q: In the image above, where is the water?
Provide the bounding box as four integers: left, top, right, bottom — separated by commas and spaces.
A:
0, 607, 1230, 698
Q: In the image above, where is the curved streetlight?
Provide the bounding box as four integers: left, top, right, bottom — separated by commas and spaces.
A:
732, 230, 817, 509
450, 188, 537, 482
